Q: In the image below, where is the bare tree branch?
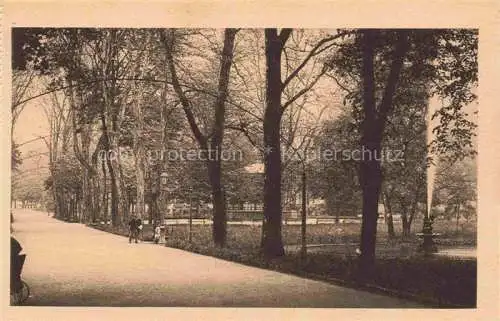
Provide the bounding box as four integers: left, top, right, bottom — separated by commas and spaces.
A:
161, 29, 207, 147
279, 29, 293, 45
281, 67, 327, 112
282, 30, 353, 90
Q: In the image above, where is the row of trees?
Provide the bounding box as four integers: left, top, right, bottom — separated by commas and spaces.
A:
12, 28, 477, 270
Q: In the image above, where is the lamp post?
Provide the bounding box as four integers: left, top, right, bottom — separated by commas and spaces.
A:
299, 145, 311, 260
300, 164, 307, 260
420, 98, 438, 256
188, 187, 193, 244
160, 171, 177, 245
419, 214, 437, 255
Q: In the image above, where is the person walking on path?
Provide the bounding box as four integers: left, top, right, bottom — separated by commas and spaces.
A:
135, 217, 143, 242
153, 223, 161, 244
128, 216, 138, 243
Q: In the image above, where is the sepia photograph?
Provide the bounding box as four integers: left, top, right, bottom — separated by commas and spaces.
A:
8, 26, 479, 309
4, 2, 499, 319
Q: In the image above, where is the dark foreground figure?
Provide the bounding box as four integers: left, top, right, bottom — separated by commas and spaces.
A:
128, 216, 143, 243
10, 236, 30, 305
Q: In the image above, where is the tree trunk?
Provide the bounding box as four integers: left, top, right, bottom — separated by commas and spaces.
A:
101, 157, 108, 222
208, 159, 227, 246
300, 166, 307, 259
55, 189, 62, 219
359, 156, 383, 269
118, 158, 130, 224
162, 28, 237, 247
68, 81, 97, 224
64, 192, 69, 219
359, 29, 380, 271
76, 191, 81, 222
153, 192, 160, 223
382, 192, 396, 239
100, 30, 128, 227
399, 200, 410, 239
62, 191, 68, 220
69, 195, 75, 221
107, 152, 120, 226
149, 198, 154, 224
402, 215, 410, 239
92, 176, 100, 223
261, 29, 285, 258
53, 183, 61, 218
133, 87, 146, 220
335, 205, 340, 224
358, 29, 409, 272
101, 104, 125, 227
405, 181, 423, 238
206, 29, 237, 247
81, 174, 90, 223
81, 121, 95, 223
76, 193, 81, 221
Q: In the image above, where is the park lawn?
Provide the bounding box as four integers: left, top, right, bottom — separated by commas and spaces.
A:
163, 219, 476, 248
91, 220, 476, 307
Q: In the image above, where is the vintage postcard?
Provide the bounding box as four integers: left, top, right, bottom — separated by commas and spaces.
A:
1, 1, 499, 320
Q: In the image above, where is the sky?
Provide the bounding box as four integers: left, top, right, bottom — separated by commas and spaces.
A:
13, 77, 51, 187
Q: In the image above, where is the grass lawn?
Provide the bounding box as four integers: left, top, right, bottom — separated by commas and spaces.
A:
91, 219, 476, 308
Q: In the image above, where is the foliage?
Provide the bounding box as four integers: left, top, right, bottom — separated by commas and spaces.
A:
12, 28, 50, 71
324, 29, 477, 264
51, 155, 83, 193
327, 29, 478, 163
11, 142, 23, 172
13, 181, 44, 204
432, 159, 477, 222
309, 110, 362, 217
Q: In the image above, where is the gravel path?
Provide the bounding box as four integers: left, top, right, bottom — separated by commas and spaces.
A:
11, 209, 424, 307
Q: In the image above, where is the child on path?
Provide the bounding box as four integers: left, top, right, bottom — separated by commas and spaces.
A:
153, 224, 161, 244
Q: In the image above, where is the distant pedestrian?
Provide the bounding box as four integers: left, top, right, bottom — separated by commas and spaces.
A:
128, 216, 138, 243
153, 224, 161, 244
136, 217, 143, 241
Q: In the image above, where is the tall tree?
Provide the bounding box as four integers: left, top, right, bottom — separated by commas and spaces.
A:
225, 29, 346, 258
42, 89, 71, 220
163, 28, 238, 246
327, 29, 477, 270
261, 29, 291, 258
310, 112, 363, 220
357, 29, 410, 269
381, 90, 427, 239
261, 28, 351, 258
432, 158, 477, 229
